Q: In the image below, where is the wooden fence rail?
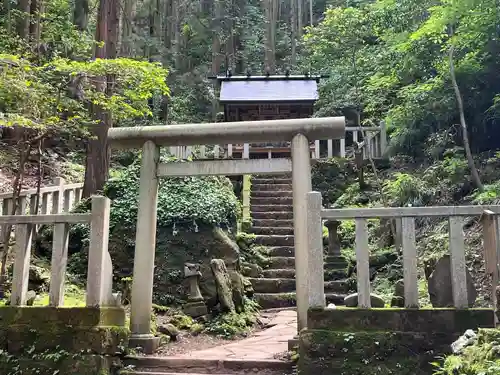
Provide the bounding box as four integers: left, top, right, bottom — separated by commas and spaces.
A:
169, 123, 387, 161
2, 196, 116, 308
306, 191, 500, 310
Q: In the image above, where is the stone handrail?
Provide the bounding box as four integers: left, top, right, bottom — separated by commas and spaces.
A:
306, 191, 500, 310
2, 196, 115, 308
0, 178, 84, 216
167, 123, 387, 161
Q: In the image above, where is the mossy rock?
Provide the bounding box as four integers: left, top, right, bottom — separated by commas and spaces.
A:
6, 325, 129, 355
100, 225, 243, 306
0, 354, 121, 375
298, 329, 449, 375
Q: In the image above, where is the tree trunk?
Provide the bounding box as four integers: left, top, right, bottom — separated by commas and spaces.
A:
120, 0, 135, 56
297, 0, 302, 37
264, 0, 276, 73
29, 0, 43, 53
73, 0, 89, 30
16, 0, 30, 39
291, 0, 297, 67
448, 45, 483, 191
82, 0, 118, 197
309, 0, 313, 26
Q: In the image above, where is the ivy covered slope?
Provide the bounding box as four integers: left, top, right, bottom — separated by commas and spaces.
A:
67, 155, 240, 306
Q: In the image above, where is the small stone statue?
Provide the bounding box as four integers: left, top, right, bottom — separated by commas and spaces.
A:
324, 220, 341, 256
184, 263, 203, 302
183, 263, 208, 318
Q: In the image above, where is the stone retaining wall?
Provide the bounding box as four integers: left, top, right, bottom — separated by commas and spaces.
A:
298, 307, 496, 375
0, 306, 129, 375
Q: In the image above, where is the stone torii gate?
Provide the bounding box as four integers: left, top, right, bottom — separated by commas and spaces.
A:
108, 117, 346, 352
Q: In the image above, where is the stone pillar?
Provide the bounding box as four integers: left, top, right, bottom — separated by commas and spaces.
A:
129, 141, 160, 354
307, 192, 326, 309
291, 133, 312, 331
324, 220, 341, 256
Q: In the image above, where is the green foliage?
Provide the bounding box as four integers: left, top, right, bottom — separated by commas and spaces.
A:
103, 157, 239, 231
203, 298, 260, 339
382, 173, 432, 207
304, 0, 500, 157
471, 181, 500, 205
0, 54, 169, 142
433, 343, 500, 374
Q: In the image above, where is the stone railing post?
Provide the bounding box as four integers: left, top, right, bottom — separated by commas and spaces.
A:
51, 177, 65, 214
324, 220, 341, 256
129, 140, 160, 353
482, 210, 500, 314
355, 218, 371, 308
292, 133, 313, 331
449, 216, 468, 308
380, 121, 387, 156
401, 217, 418, 307
307, 192, 326, 309
11, 219, 33, 306
49, 218, 70, 306
86, 196, 112, 306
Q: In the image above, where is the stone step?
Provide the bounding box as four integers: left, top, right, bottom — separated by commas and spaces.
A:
267, 256, 295, 268
325, 261, 348, 270
268, 246, 294, 257
251, 205, 293, 213
254, 235, 294, 247
249, 278, 350, 294
262, 269, 296, 279
250, 227, 294, 236
253, 219, 294, 228
122, 357, 292, 375
263, 268, 349, 280
252, 184, 292, 191
251, 196, 293, 205
252, 178, 292, 184
255, 292, 346, 309
252, 211, 293, 220
251, 190, 293, 198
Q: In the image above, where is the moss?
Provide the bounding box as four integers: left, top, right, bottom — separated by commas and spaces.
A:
203, 298, 259, 338
6, 325, 129, 355
307, 308, 495, 334
298, 329, 447, 375
0, 306, 126, 328
170, 314, 195, 330
0, 353, 121, 375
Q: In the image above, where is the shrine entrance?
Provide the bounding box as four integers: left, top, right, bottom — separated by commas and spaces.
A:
107, 116, 346, 352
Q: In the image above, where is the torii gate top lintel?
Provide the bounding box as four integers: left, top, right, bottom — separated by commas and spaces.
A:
107, 117, 346, 149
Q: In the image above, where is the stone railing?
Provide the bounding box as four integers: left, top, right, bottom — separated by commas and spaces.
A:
305, 191, 500, 310
0, 178, 84, 217
0, 196, 116, 308
169, 123, 387, 161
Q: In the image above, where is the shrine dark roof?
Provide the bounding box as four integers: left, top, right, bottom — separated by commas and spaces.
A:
217, 75, 320, 103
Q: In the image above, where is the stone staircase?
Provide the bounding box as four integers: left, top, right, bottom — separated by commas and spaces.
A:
248, 175, 350, 309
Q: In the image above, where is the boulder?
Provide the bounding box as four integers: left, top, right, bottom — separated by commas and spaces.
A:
390, 296, 405, 308
344, 293, 385, 308
241, 262, 262, 278
394, 279, 404, 297
391, 279, 405, 307
147, 226, 242, 306
28, 265, 50, 292
26, 290, 37, 306
158, 323, 180, 341
228, 270, 245, 313
210, 259, 235, 312
427, 255, 477, 308
451, 330, 477, 354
